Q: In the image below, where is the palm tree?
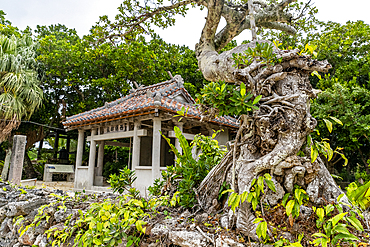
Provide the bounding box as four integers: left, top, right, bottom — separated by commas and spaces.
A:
0, 35, 43, 142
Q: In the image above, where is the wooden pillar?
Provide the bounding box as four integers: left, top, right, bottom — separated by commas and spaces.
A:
87, 128, 97, 189
74, 129, 85, 188
66, 136, 71, 156
53, 132, 59, 159
152, 117, 161, 182
132, 121, 141, 170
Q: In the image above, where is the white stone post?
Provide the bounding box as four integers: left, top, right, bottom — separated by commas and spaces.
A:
1, 149, 11, 181
87, 128, 97, 189
152, 118, 161, 182
8, 135, 27, 185
94, 141, 105, 186
132, 121, 141, 170
96, 141, 104, 176
74, 129, 85, 188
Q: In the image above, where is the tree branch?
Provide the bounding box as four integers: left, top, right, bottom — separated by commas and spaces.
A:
277, 0, 297, 10
214, 0, 296, 51
101, 0, 195, 42
200, 0, 225, 48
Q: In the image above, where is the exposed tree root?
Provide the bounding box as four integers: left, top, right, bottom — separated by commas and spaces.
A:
196, 43, 352, 240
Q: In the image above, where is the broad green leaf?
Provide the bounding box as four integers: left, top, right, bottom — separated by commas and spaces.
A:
231, 194, 241, 212
241, 191, 248, 203
329, 116, 343, 125
334, 151, 348, 166
323, 119, 333, 133
253, 218, 264, 224
311, 145, 319, 163
256, 220, 267, 239
253, 95, 262, 105
221, 189, 234, 195
286, 200, 295, 216
312, 232, 327, 238
329, 212, 347, 227
265, 179, 276, 192
325, 204, 334, 215
282, 193, 290, 207
316, 208, 325, 221
228, 193, 238, 206
332, 224, 350, 235
332, 232, 358, 245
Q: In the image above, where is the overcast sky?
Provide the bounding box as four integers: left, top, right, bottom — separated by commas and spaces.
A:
1, 0, 369, 49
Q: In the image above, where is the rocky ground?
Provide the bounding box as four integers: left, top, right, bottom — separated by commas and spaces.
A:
0, 182, 269, 247
0, 182, 118, 247
3, 181, 367, 247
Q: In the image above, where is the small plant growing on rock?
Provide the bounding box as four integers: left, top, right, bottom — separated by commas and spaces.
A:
108, 167, 140, 198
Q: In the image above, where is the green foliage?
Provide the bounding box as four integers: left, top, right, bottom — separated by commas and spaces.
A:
232, 42, 282, 69
102, 145, 131, 179
355, 168, 370, 185
313, 21, 370, 87
282, 186, 308, 219
346, 181, 370, 210
253, 217, 268, 240
311, 83, 370, 173
196, 80, 260, 116
311, 201, 362, 246
157, 126, 226, 207
259, 1, 321, 51
274, 234, 304, 247
0, 11, 22, 37
307, 116, 347, 165
224, 173, 276, 213
16, 24, 204, 149
220, 174, 275, 242
18, 188, 180, 247
0, 34, 43, 124
108, 168, 139, 198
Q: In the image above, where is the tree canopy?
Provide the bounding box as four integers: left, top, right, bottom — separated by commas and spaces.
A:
0, 34, 43, 142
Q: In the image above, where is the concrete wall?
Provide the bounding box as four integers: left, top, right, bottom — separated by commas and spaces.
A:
75, 167, 89, 190
134, 167, 152, 197
215, 128, 229, 146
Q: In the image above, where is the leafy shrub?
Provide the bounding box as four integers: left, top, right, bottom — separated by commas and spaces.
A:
282, 186, 309, 219
196, 80, 261, 116
150, 126, 226, 208
18, 186, 180, 247
311, 194, 364, 246
346, 181, 370, 210
108, 168, 140, 198
355, 167, 370, 185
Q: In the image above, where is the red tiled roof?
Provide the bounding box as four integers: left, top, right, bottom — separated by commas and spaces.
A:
62, 76, 239, 129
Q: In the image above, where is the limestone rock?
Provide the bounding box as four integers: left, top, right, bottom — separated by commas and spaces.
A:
169, 230, 208, 247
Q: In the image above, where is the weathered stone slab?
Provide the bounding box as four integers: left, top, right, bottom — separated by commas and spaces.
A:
8, 135, 27, 185
1, 150, 11, 181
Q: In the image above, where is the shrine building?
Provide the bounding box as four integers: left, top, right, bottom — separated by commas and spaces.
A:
62, 75, 238, 193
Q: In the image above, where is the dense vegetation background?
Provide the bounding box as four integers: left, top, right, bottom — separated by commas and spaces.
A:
0, 1, 369, 185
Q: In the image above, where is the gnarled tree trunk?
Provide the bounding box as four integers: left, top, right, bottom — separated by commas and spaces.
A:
195, 39, 346, 238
